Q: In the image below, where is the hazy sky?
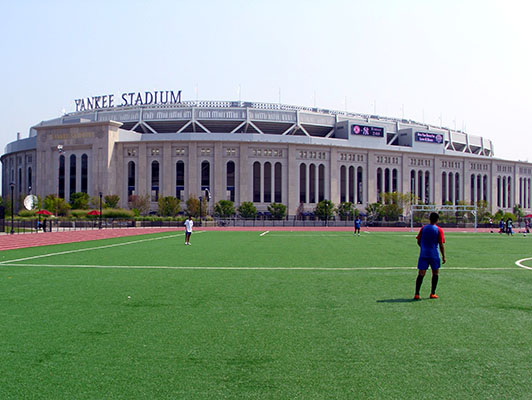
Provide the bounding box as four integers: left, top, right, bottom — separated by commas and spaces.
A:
1, 0, 531, 163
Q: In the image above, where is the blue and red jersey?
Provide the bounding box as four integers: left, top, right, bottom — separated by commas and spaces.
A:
416, 224, 445, 258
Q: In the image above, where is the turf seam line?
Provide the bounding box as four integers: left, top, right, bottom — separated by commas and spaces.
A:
0, 264, 518, 271
260, 231, 270, 236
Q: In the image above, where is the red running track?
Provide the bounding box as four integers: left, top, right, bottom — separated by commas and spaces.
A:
0, 226, 495, 251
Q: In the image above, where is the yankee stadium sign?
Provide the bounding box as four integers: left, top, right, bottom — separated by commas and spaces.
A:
74, 90, 182, 112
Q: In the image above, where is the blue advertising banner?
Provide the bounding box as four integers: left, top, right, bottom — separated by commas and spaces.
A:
415, 131, 444, 144
351, 124, 384, 137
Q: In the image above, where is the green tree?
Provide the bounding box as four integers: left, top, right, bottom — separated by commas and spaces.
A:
476, 200, 492, 223
267, 203, 287, 219
365, 202, 383, 222
69, 192, 90, 209
214, 200, 235, 218
104, 194, 120, 208
158, 196, 180, 217
128, 194, 150, 216
314, 200, 336, 221
44, 194, 71, 216
381, 203, 403, 221
238, 202, 257, 219
513, 204, 523, 221
185, 195, 203, 217
337, 202, 355, 220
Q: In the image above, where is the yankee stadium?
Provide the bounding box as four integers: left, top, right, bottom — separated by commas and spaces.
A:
2, 90, 531, 215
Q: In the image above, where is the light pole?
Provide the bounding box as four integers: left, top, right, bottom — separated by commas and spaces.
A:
10, 182, 15, 234
99, 192, 102, 229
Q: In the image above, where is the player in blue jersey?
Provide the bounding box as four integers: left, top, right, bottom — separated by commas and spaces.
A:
414, 212, 446, 300
354, 216, 361, 236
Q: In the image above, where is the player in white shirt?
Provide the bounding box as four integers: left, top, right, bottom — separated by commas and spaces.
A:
184, 215, 194, 245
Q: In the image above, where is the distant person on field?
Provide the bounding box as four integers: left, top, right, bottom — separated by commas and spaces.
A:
506, 218, 513, 236
354, 216, 361, 236
499, 219, 505, 234
184, 215, 194, 245
489, 218, 493, 233
414, 212, 446, 300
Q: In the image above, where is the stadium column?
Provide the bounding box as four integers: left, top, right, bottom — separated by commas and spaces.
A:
367, 152, 376, 204
137, 143, 147, 196
329, 147, 339, 204
434, 157, 442, 206
106, 124, 120, 198
213, 142, 223, 203
187, 142, 198, 199
238, 143, 250, 203
162, 142, 172, 197
287, 144, 299, 215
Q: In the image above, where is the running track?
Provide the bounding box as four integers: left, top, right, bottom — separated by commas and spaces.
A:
0, 226, 496, 251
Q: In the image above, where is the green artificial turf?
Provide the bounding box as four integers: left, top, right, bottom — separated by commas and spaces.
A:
1, 230, 531, 399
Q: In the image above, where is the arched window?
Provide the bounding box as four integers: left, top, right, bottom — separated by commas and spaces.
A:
410, 170, 416, 203
128, 161, 136, 197
264, 162, 272, 203
309, 164, 316, 203
318, 164, 325, 202
201, 161, 210, 191
392, 168, 398, 193
151, 161, 159, 202
69, 154, 76, 197
81, 154, 88, 193
442, 172, 447, 203
477, 174, 482, 203
455, 173, 460, 204
253, 161, 261, 202
176, 161, 185, 200
226, 161, 235, 202
502, 176, 507, 208
27, 167, 32, 192
483, 175, 488, 202
507, 177, 512, 208
418, 171, 423, 203
300, 163, 307, 203
377, 168, 383, 202
274, 162, 282, 203
384, 168, 390, 194
471, 175, 476, 205
59, 155, 65, 198
497, 176, 501, 207
448, 172, 454, 204
340, 165, 346, 203
357, 166, 363, 204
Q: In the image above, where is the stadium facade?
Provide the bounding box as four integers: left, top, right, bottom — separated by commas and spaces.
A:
2, 95, 532, 215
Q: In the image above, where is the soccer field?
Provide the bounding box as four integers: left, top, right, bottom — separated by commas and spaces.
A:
1, 230, 531, 399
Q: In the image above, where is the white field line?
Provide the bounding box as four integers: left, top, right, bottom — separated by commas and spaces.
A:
260, 231, 270, 237
515, 257, 532, 270
0, 231, 205, 265
0, 264, 518, 271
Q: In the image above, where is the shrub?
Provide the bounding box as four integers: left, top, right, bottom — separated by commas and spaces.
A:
238, 202, 257, 219
314, 200, 336, 221
214, 200, 235, 218
70, 192, 90, 209
128, 195, 150, 216
104, 194, 120, 208
267, 203, 286, 219
44, 194, 71, 216
158, 196, 181, 217
71, 209, 89, 218
337, 202, 355, 220
102, 208, 135, 218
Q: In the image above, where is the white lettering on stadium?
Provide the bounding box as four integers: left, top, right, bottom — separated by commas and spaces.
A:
74, 90, 182, 112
